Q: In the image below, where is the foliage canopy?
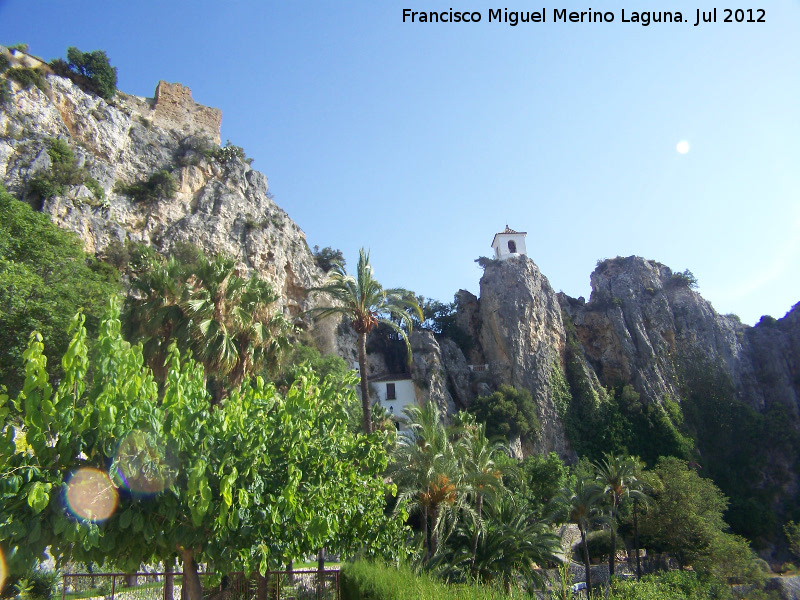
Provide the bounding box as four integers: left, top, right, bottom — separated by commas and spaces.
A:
0, 301, 404, 598
0, 187, 119, 396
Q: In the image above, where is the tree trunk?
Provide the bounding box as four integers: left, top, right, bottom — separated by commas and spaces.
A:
287, 559, 294, 585
580, 526, 592, 594
358, 333, 372, 434
634, 497, 642, 581
422, 504, 429, 561
180, 548, 203, 600
429, 505, 440, 558
609, 499, 618, 578
470, 493, 484, 574
316, 548, 325, 600
164, 558, 174, 600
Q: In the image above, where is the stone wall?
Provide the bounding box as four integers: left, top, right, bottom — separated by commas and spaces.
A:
150, 81, 222, 144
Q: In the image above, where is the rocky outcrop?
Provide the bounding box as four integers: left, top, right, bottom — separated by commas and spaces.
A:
0, 72, 350, 358
410, 331, 458, 418
475, 256, 568, 456
559, 256, 800, 426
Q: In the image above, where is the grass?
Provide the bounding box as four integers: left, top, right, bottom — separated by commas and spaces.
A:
340, 561, 517, 600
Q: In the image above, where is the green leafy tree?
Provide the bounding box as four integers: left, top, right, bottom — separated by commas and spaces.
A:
64, 47, 117, 100
0, 187, 119, 395
467, 384, 540, 444
785, 521, 800, 561
639, 457, 729, 568
0, 301, 404, 599
508, 452, 570, 521
308, 248, 422, 433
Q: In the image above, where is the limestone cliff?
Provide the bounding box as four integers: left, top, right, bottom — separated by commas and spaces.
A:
560, 256, 799, 425
0, 71, 346, 355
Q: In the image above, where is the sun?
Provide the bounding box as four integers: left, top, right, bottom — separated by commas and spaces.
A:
676, 141, 690, 154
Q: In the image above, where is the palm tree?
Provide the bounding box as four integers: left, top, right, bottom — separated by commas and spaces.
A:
434, 493, 561, 594
454, 416, 515, 574
552, 476, 606, 594
185, 254, 291, 402
125, 250, 290, 402
308, 248, 421, 433
594, 453, 646, 579
388, 403, 471, 560
124, 255, 192, 386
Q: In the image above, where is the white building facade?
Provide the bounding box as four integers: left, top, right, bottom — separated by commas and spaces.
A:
372, 375, 417, 428
491, 225, 527, 260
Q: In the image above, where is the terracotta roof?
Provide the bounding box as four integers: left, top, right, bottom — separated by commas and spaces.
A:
491, 226, 527, 247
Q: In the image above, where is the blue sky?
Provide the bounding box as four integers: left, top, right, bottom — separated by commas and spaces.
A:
2, 0, 798, 325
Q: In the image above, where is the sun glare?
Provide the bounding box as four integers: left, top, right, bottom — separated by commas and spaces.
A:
676, 141, 690, 154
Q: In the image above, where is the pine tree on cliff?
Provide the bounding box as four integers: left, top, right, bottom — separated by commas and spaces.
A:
308, 248, 421, 433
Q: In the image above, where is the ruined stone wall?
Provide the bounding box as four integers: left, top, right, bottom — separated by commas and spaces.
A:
151, 81, 222, 144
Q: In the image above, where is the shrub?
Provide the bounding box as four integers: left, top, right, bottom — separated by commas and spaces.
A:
26, 139, 103, 205
215, 140, 253, 165
313, 245, 345, 272
5, 66, 48, 93
115, 170, 177, 204
84, 177, 105, 204
176, 135, 216, 166
468, 384, 540, 443
608, 570, 733, 600
23, 568, 59, 600
575, 529, 621, 560
0, 53, 9, 73
669, 269, 698, 289
0, 78, 11, 105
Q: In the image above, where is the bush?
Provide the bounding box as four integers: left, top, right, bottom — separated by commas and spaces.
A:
26, 138, 103, 205
575, 529, 622, 560
0, 53, 10, 73
608, 570, 732, 600
84, 177, 105, 203
215, 140, 253, 165
669, 269, 698, 289
0, 78, 11, 105
115, 170, 177, 204
468, 384, 540, 443
313, 245, 345, 272
22, 568, 59, 600
5, 66, 48, 93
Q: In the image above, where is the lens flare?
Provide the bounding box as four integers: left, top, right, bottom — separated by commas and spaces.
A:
66, 468, 118, 522
0, 548, 6, 595
113, 430, 177, 495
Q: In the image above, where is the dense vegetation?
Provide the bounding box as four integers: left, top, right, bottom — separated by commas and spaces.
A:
0, 187, 119, 396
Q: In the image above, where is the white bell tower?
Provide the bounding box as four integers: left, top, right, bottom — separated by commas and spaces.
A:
491, 226, 527, 260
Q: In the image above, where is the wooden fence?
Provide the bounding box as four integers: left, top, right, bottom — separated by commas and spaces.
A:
62, 570, 339, 600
